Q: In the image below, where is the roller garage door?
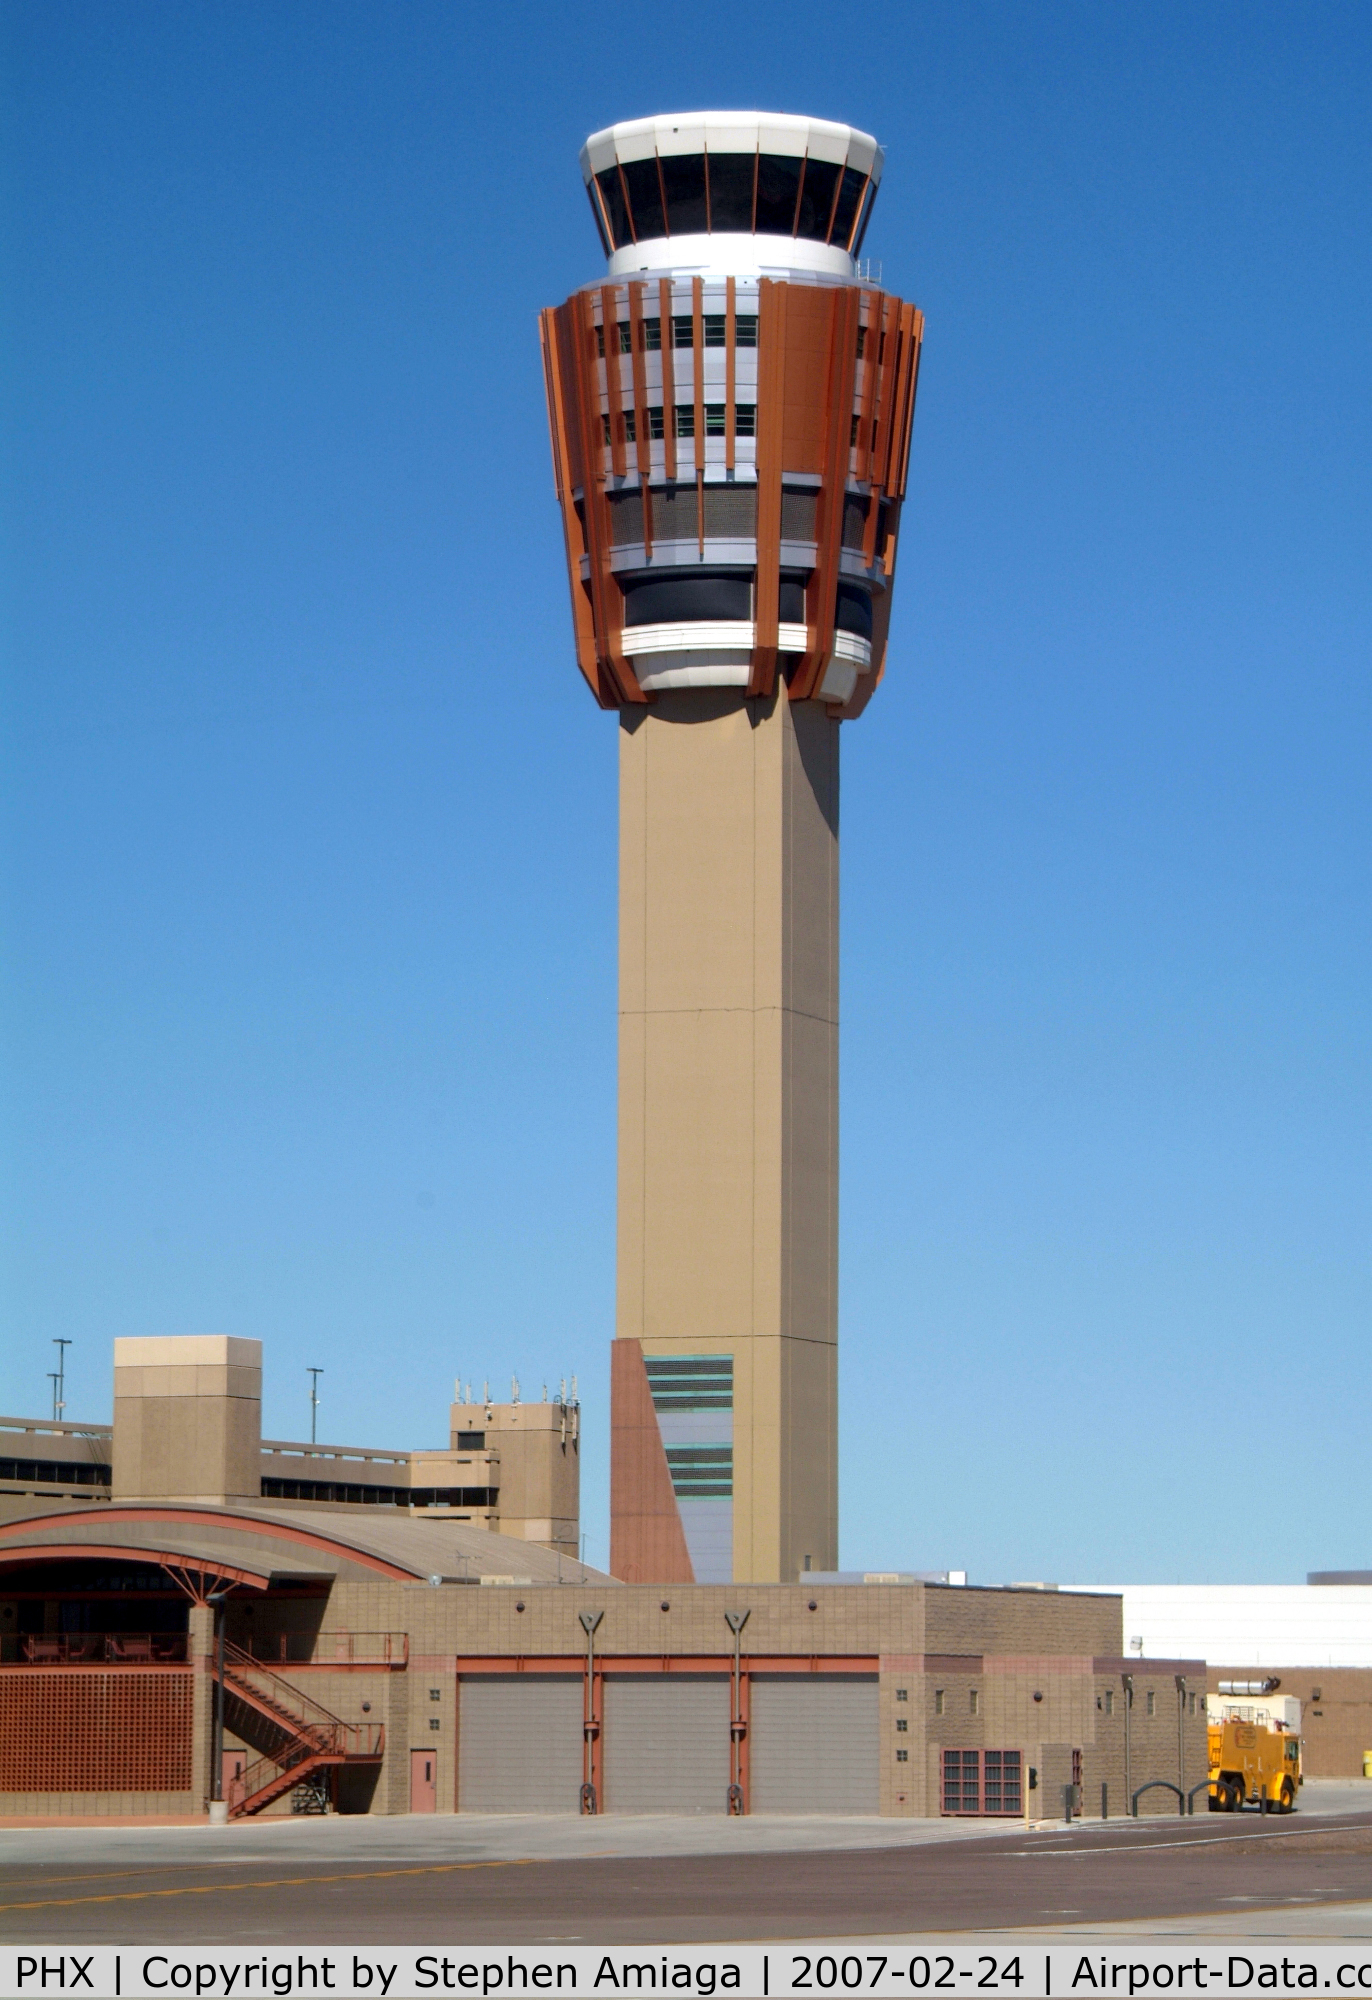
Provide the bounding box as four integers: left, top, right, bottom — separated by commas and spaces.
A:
604, 1674, 730, 1813
749, 1675, 879, 1814
457, 1676, 583, 1813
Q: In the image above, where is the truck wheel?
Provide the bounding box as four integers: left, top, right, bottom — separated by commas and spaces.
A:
1229, 1781, 1245, 1812
1279, 1780, 1294, 1814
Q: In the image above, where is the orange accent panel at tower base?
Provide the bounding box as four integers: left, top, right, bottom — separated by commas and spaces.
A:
610, 1339, 695, 1585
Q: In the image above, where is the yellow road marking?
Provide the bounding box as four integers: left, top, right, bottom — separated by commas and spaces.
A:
0, 1857, 532, 1914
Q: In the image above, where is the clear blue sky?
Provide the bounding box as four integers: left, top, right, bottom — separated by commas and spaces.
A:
2, 2, 1368, 1584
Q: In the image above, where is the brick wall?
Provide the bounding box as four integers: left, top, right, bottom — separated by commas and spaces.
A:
0, 1666, 195, 1807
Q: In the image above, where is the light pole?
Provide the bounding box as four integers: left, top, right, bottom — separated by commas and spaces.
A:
579, 1610, 603, 1814
725, 1610, 750, 1814
308, 1368, 323, 1446
208, 1589, 229, 1824
1122, 1673, 1134, 1813
1175, 1674, 1187, 1802
52, 1339, 70, 1422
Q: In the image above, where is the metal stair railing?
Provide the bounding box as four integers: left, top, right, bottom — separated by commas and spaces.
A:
232, 1745, 337, 1817
222, 1640, 350, 1730
218, 1639, 382, 1817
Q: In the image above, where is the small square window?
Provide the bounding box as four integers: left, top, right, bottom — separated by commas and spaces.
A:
896, 1748, 909, 1763
646, 406, 665, 440
673, 404, 695, 439
734, 404, 756, 438
934, 1689, 945, 1715
735, 315, 758, 347
428, 1717, 440, 1731
896, 1718, 908, 1733
672, 316, 694, 349
703, 314, 727, 347
642, 318, 662, 351
429, 1688, 441, 1701
704, 404, 726, 437
895, 1688, 908, 1702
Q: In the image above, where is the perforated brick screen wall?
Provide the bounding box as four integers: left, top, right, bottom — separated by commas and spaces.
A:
0, 1670, 195, 1793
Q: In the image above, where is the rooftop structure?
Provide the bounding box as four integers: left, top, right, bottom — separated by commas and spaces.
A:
1, 1336, 581, 1558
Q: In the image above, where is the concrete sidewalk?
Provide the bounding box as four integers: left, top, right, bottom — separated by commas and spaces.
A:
1, 1776, 1363, 1871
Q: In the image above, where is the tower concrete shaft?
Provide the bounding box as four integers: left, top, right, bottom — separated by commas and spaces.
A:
540, 112, 922, 1582
614, 690, 837, 1584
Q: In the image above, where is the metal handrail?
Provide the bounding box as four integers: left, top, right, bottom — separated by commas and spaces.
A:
233, 1630, 408, 1666
20, 1633, 187, 1664
222, 1641, 350, 1732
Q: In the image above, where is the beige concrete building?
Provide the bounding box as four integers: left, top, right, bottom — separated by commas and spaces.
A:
0, 1494, 1204, 1821
2, 1336, 580, 1558
0, 1336, 1207, 1821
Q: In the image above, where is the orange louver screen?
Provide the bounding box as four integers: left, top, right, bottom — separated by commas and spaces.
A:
539, 275, 922, 718
0, 1669, 195, 1793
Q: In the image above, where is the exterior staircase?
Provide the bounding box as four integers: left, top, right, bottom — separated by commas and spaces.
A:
218, 1641, 383, 1817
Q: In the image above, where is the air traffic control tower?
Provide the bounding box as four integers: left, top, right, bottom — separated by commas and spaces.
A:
540, 113, 922, 1587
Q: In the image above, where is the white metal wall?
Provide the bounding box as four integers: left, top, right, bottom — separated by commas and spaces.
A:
749, 1675, 879, 1814
457, 1676, 583, 1814
603, 1675, 730, 1814
1067, 1586, 1372, 1667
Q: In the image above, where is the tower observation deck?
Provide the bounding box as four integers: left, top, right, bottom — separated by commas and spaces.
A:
539, 113, 923, 1586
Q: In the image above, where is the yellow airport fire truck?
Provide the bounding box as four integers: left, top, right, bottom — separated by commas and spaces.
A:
1208, 1714, 1302, 1812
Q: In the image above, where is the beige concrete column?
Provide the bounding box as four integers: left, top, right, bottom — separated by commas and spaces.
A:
112, 1336, 262, 1503
617, 689, 839, 1584
188, 1603, 214, 1813
380, 1666, 411, 1815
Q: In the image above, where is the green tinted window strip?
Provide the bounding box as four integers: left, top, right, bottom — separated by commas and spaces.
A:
644, 1356, 734, 1372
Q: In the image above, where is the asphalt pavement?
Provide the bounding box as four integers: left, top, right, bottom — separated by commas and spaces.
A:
1, 1790, 1369, 1946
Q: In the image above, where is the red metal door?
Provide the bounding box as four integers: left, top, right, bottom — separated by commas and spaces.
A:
223, 1749, 246, 1813
410, 1748, 437, 1813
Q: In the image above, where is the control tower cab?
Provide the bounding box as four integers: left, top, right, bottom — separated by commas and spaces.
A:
541, 112, 922, 716
539, 115, 924, 1587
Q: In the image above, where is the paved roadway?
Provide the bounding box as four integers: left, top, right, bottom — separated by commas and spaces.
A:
1, 1786, 1369, 1946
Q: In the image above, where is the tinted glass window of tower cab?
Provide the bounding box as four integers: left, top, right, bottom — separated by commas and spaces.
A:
591, 153, 875, 253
